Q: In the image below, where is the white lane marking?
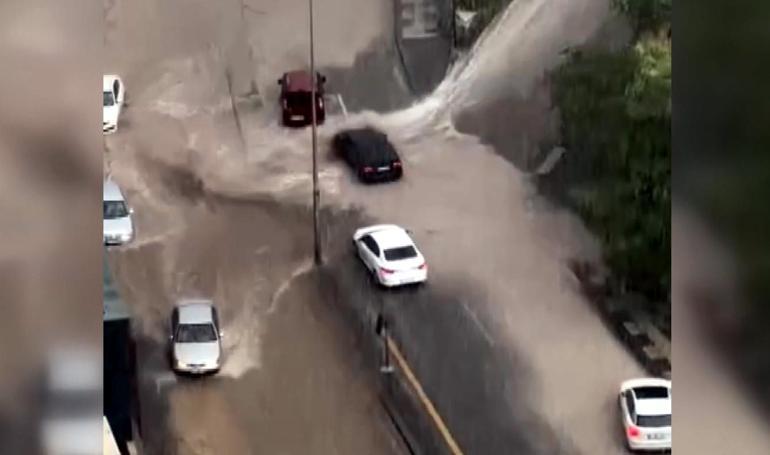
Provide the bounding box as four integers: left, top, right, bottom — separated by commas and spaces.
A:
336, 93, 348, 117
460, 300, 495, 347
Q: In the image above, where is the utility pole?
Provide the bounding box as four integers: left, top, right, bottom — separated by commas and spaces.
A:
309, 0, 321, 265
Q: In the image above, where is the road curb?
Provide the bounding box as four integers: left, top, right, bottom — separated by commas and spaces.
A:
568, 260, 671, 379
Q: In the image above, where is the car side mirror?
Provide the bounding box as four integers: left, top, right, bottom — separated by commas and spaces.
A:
219, 331, 224, 338
129, 208, 135, 214
277, 79, 282, 85
168, 335, 174, 341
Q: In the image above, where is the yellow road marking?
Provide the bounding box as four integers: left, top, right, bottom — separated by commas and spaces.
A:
386, 336, 464, 455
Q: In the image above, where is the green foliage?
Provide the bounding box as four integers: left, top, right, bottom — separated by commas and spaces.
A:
613, 0, 672, 35
554, 37, 671, 302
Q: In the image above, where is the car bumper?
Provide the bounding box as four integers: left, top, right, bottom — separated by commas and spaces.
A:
104, 234, 132, 246
103, 123, 117, 134
628, 437, 672, 451
173, 363, 220, 375
360, 168, 403, 183
379, 270, 427, 287
282, 112, 325, 127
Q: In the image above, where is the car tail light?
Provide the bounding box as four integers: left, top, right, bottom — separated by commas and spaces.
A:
393, 161, 402, 168
417, 262, 427, 270
627, 426, 640, 438
363, 166, 374, 173
380, 267, 395, 274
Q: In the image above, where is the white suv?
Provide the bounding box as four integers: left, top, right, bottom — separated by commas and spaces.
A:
619, 378, 672, 452
169, 300, 223, 375
103, 179, 134, 246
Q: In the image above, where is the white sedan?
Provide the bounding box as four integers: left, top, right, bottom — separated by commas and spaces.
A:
353, 224, 427, 288
103, 179, 134, 246
103, 74, 125, 134
619, 378, 672, 452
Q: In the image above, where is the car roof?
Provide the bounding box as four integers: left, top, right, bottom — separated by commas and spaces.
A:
103, 75, 119, 90
369, 226, 414, 250
176, 300, 215, 323
284, 70, 315, 92
103, 179, 125, 201
340, 128, 399, 160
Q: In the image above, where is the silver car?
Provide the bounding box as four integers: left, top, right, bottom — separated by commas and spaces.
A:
103, 179, 134, 246
169, 300, 223, 375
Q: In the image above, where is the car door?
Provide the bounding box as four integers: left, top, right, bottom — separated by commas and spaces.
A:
346, 137, 361, 168
358, 235, 380, 271
366, 236, 382, 270
170, 308, 179, 340
621, 391, 636, 430
112, 79, 126, 107
212, 307, 221, 339
169, 308, 179, 363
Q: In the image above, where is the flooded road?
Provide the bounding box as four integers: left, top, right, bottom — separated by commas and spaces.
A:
105, 0, 651, 453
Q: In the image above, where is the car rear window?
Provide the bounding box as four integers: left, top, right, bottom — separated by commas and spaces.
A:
384, 246, 417, 261
357, 140, 398, 165
286, 92, 313, 107
103, 91, 115, 106
636, 414, 671, 428
634, 386, 669, 399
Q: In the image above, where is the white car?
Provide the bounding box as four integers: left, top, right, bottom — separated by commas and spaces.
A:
619, 378, 672, 452
169, 299, 223, 375
103, 179, 134, 246
353, 224, 428, 287
103, 74, 125, 134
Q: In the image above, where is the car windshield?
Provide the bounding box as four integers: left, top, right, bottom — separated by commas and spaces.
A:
103, 91, 115, 107
384, 246, 417, 261
634, 386, 669, 399
636, 413, 671, 427
176, 323, 217, 343
103, 201, 128, 219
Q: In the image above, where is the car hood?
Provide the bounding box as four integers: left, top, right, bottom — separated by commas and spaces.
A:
174, 341, 220, 364
103, 104, 119, 123
103, 216, 132, 236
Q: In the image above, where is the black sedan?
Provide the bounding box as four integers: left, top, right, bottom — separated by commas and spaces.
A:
332, 127, 403, 183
